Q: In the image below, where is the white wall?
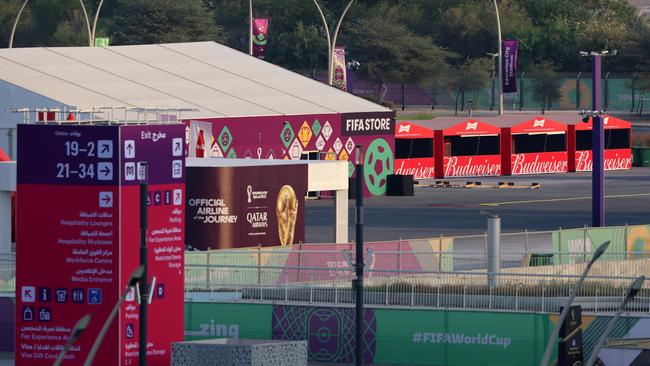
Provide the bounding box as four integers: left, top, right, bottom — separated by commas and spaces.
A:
0, 80, 72, 158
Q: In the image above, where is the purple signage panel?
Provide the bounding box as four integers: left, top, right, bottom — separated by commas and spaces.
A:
17, 124, 119, 185
502, 39, 519, 93
118, 124, 185, 185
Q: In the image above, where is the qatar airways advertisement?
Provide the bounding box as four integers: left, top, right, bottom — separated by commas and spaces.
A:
575, 149, 632, 171
511, 152, 568, 175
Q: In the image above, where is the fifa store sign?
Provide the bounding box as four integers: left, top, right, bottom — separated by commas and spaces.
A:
342, 112, 395, 136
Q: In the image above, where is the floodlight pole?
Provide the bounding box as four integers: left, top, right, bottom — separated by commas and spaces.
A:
585, 276, 645, 366
539, 241, 610, 366
354, 145, 364, 366
493, 0, 504, 115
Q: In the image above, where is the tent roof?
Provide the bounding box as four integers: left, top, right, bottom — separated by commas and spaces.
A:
0, 42, 389, 120
395, 121, 435, 138
574, 115, 632, 130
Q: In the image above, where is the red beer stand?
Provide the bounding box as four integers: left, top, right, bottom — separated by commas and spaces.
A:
568, 115, 632, 172
499, 116, 569, 175
434, 118, 502, 178
394, 121, 436, 179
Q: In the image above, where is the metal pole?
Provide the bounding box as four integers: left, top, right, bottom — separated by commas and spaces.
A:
91, 0, 105, 45
78, 0, 93, 47
576, 72, 582, 109
312, 0, 331, 83
493, 0, 503, 115
490, 59, 496, 111
585, 276, 645, 366
539, 241, 610, 366
592, 55, 604, 227
9, 0, 29, 48
487, 215, 501, 287
604, 72, 610, 110
249, 0, 253, 56
519, 71, 525, 111
139, 164, 148, 366
354, 145, 364, 366
329, 0, 355, 85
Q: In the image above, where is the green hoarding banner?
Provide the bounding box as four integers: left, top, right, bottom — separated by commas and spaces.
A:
552, 226, 628, 265
184, 302, 272, 340
374, 309, 548, 366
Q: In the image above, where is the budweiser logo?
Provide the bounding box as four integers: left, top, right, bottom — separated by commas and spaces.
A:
394, 159, 435, 179
466, 121, 478, 130
533, 119, 545, 127
398, 124, 411, 133
575, 150, 632, 171
511, 153, 567, 174
444, 156, 501, 176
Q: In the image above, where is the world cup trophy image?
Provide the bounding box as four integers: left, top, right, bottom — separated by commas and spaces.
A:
276, 185, 298, 246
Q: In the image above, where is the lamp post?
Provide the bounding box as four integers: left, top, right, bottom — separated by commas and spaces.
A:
580, 50, 616, 227
313, 0, 355, 85
539, 241, 610, 366
53, 314, 91, 366
585, 275, 645, 366
91, 0, 106, 46
9, 0, 94, 48
493, 0, 504, 115
84, 266, 145, 366
487, 52, 498, 111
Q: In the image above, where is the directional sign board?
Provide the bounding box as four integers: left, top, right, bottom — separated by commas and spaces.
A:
16, 123, 185, 366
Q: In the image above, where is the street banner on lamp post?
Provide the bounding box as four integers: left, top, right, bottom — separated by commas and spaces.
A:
332, 46, 347, 91
502, 39, 518, 93
252, 18, 268, 59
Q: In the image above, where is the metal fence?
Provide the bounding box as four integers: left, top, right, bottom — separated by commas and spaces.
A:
185, 266, 650, 314
0, 253, 15, 296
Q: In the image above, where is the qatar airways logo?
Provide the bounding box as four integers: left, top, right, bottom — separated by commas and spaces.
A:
511, 153, 567, 175
465, 122, 478, 130
398, 124, 411, 133
444, 156, 500, 177
533, 119, 545, 128
575, 150, 632, 171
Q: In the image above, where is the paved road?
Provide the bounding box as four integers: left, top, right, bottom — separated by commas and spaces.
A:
305, 168, 650, 249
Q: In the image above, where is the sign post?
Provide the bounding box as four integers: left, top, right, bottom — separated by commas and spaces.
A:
16, 123, 185, 366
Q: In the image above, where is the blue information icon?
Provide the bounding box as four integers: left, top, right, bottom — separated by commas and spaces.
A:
88, 288, 102, 305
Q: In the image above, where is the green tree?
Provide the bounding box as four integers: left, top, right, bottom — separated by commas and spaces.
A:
273, 21, 327, 77
443, 58, 491, 115
345, 9, 448, 101
108, 0, 224, 45
529, 61, 562, 114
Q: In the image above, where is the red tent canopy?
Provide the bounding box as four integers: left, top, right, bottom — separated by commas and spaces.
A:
395, 121, 435, 139
573, 115, 631, 130
443, 119, 500, 136
0, 147, 10, 161
510, 116, 567, 134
